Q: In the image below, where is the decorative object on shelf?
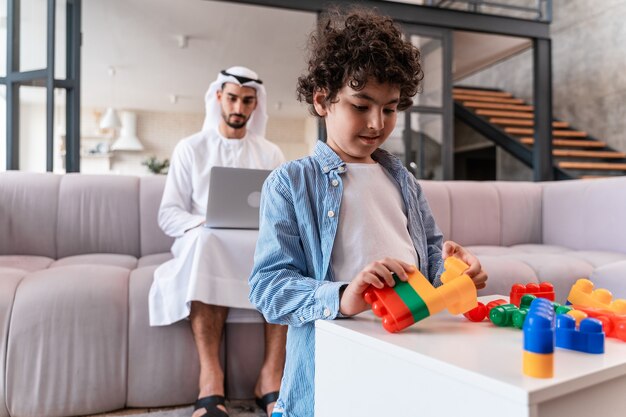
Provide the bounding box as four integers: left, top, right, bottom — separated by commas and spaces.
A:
111, 111, 144, 151
142, 156, 169, 175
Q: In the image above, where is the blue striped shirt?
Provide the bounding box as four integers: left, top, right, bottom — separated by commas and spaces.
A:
249, 140, 444, 417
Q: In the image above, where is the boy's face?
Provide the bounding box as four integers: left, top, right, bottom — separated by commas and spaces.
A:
314, 79, 400, 163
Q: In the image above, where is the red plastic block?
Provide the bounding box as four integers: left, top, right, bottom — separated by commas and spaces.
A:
510, 282, 555, 307
572, 306, 626, 342
464, 299, 506, 322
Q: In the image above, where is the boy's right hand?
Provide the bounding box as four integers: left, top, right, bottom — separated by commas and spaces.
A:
339, 258, 415, 317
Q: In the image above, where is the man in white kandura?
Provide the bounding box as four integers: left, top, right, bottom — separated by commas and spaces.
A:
149, 66, 286, 417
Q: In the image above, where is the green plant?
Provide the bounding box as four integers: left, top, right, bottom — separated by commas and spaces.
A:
142, 156, 170, 174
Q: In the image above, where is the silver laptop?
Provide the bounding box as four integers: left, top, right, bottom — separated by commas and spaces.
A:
204, 166, 271, 229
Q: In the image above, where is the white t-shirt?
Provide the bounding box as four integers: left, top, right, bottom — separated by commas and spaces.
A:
158, 128, 285, 238
330, 162, 419, 282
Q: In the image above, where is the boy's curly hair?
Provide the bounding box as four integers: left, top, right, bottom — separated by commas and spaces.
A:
297, 8, 423, 117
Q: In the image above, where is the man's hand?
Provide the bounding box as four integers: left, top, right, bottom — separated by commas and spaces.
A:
339, 258, 415, 317
442, 241, 488, 290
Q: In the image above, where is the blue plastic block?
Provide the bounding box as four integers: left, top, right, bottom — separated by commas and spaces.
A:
556, 314, 605, 354
523, 298, 555, 354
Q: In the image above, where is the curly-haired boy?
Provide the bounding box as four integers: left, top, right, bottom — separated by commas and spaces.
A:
249, 8, 487, 417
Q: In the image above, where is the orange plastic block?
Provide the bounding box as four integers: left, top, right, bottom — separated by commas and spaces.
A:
363, 257, 478, 333
567, 279, 626, 314
523, 351, 554, 378
572, 306, 626, 342
510, 282, 555, 307
363, 284, 414, 333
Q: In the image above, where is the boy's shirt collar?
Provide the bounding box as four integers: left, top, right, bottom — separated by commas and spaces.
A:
313, 140, 406, 176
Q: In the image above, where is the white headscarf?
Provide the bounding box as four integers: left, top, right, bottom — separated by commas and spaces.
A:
202, 66, 268, 137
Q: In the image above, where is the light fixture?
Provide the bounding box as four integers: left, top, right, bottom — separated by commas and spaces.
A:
99, 107, 122, 130
111, 111, 144, 151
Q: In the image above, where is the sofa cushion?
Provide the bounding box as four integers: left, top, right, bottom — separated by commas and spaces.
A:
0, 268, 26, 417
0, 172, 60, 258
139, 176, 175, 256
127, 265, 200, 407
472, 255, 539, 298
137, 252, 173, 268
56, 174, 141, 258
418, 180, 451, 239
444, 181, 501, 246
6, 265, 129, 417
50, 253, 138, 269
590, 260, 626, 299
0, 255, 54, 272
543, 176, 626, 253
492, 182, 542, 246
568, 251, 626, 268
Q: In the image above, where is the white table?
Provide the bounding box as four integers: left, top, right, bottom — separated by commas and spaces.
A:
315, 295, 626, 417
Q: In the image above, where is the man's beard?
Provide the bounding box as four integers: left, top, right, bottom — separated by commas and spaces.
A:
222, 112, 248, 129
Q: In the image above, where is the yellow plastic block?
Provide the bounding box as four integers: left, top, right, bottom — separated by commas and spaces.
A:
523, 351, 554, 378
407, 271, 445, 314
566, 309, 588, 326
567, 279, 626, 314
437, 257, 477, 315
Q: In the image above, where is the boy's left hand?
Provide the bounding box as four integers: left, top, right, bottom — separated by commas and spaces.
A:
442, 240, 488, 290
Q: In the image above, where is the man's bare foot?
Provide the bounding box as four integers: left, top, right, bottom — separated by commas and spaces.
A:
254, 372, 281, 416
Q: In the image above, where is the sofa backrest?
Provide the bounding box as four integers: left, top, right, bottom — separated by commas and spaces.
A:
419, 180, 543, 247
0, 172, 60, 258
56, 174, 142, 258
1, 172, 173, 259
542, 176, 626, 254
139, 175, 174, 256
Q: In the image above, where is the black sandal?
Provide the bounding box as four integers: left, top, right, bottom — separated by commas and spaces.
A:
255, 391, 280, 416
194, 395, 229, 417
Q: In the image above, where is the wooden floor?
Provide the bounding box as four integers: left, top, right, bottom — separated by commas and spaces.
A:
85, 400, 265, 417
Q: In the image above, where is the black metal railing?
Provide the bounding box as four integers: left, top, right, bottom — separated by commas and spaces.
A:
423, 0, 552, 22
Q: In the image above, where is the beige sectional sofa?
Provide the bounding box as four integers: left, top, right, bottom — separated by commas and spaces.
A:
1, 171, 625, 417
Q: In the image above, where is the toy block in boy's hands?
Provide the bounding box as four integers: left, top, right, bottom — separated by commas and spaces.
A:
555, 314, 605, 354
567, 279, 626, 314
363, 257, 478, 333
510, 282, 555, 307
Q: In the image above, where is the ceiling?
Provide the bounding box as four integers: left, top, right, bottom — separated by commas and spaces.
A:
10, 0, 531, 117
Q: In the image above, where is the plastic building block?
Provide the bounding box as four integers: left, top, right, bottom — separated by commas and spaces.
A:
571, 306, 626, 342
363, 257, 477, 333
523, 298, 555, 378
490, 304, 519, 327
464, 298, 506, 322
555, 314, 604, 354
510, 282, 555, 307
567, 279, 626, 314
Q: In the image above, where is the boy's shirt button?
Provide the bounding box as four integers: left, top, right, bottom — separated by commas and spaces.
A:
323, 308, 331, 317
331, 179, 339, 187
323, 166, 330, 173
337, 166, 345, 173
327, 210, 335, 218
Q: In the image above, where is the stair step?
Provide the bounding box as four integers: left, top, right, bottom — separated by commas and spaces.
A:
580, 175, 623, 179
558, 161, 626, 171
520, 138, 606, 148
452, 88, 513, 98
454, 95, 525, 104
505, 127, 588, 137
461, 101, 534, 112
553, 149, 626, 158
475, 109, 534, 119
490, 118, 569, 128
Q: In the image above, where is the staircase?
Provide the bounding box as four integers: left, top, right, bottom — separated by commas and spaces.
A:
453, 86, 626, 179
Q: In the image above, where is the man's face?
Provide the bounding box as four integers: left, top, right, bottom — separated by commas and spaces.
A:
216, 83, 258, 130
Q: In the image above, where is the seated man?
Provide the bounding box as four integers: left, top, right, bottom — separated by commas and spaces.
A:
149, 66, 286, 417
